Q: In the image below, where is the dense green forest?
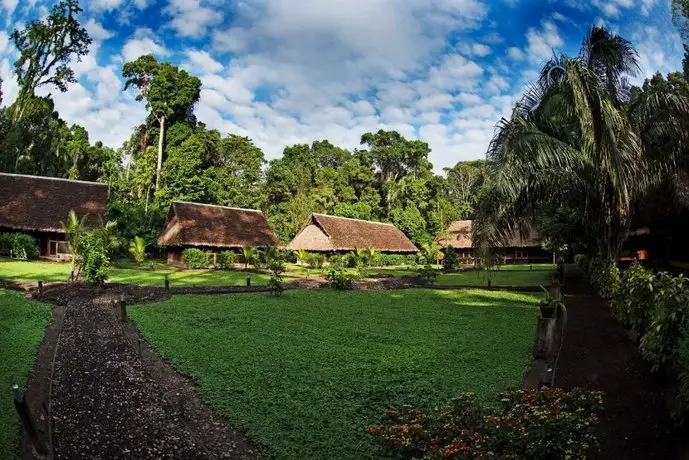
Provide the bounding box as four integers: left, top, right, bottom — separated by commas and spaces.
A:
0, 0, 488, 248
2, 0, 688, 252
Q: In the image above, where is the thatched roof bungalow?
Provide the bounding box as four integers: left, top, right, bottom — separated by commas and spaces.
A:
158, 201, 281, 264
436, 220, 547, 263
286, 214, 418, 253
0, 173, 108, 258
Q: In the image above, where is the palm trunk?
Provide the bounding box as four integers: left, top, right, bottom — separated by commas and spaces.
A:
155, 115, 165, 192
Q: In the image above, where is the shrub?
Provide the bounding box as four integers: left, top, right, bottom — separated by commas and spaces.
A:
368, 387, 603, 459
587, 257, 620, 300
217, 251, 236, 269
419, 264, 439, 284
183, 248, 211, 269
574, 253, 587, 271
640, 272, 689, 372
371, 253, 407, 267
611, 262, 655, 334
326, 268, 355, 290
0, 233, 11, 255
241, 246, 260, 269
267, 260, 286, 295
80, 231, 110, 285
307, 253, 326, 269
128, 236, 147, 265
443, 247, 458, 272
4, 233, 40, 260
674, 330, 689, 423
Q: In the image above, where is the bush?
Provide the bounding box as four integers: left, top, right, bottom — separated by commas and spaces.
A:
574, 253, 587, 271
587, 257, 620, 300
3, 233, 40, 260
419, 264, 439, 284
368, 387, 603, 459
443, 247, 458, 272
611, 262, 655, 334
217, 251, 236, 269
371, 254, 407, 267
307, 253, 326, 269
183, 248, 211, 269
640, 272, 689, 372
675, 330, 689, 423
326, 268, 355, 290
80, 231, 110, 285
0, 233, 11, 255
267, 260, 286, 295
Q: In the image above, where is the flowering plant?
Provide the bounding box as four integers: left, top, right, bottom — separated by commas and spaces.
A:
368, 387, 603, 459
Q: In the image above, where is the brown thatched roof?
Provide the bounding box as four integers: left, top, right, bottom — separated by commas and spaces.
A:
286, 213, 418, 253
0, 173, 108, 233
437, 220, 540, 249
158, 201, 281, 248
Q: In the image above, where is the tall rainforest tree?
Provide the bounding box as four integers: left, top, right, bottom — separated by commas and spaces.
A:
123, 55, 201, 192
474, 26, 689, 263
11, 0, 91, 121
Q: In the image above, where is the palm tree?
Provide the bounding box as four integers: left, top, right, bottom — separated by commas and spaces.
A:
363, 246, 377, 267
420, 242, 441, 265
129, 236, 147, 264
242, 246, 259, 270
474, 26, 689, 264
294, 249, 309, 265
61, 210, 86, 270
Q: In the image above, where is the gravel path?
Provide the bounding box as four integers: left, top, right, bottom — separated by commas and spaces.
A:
50, 291, 261, 459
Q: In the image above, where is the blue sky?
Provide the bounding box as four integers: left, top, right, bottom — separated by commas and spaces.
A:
0, 0, 684, 170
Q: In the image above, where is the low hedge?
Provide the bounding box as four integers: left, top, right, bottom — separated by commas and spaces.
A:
182, 248, 212, 269
587, 259, 689, 424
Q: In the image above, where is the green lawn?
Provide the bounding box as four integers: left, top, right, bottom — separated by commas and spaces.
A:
436, 268, 552, 287
0, 258, 270, 287
130, 289, 539, 459
0, 290, 51, 459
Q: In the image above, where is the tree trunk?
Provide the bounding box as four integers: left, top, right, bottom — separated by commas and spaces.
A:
155, 115, 165, 192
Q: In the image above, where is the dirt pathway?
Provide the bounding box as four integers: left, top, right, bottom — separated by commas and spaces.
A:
48, 291, 261, 460
556, 265, 678, 459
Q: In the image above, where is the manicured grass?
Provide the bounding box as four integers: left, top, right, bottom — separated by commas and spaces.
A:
109, 267, 270, 287
436, 268, 552, 287
0, 290, 51, 459
130, 289, 539, 459
0, 258, 269, 287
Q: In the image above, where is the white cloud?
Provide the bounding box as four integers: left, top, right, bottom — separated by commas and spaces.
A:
120, 28, 169, 63
185, 50, 223, 74
506, 47, 525, 61
427, 53, 484, 90
164, 0, 223, 38
525, 20, 563, 62
2, 0, 18, 17
85, 18, 114, 41
458, 42, 492, 57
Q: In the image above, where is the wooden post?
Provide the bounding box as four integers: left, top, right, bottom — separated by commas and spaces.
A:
70, 270, 74, 283
246, 275, 251, 287
37, 281, 43, 299
164, 276, 170, 292
119, 294, 127, 323
10, 377, 49, 455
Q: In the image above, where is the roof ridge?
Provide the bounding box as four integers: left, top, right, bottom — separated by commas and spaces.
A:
174, 201, 263, 213
0, 172, 108, 187
312, 213, 394, 226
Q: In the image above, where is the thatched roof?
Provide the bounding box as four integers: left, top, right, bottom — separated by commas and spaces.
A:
437, 220, 540, 249
158, 201, 281, 248
286, 213, 418, 253
0, 173, 108, 233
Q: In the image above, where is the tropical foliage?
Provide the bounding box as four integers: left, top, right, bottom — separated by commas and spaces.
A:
474, 26, 689, 263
